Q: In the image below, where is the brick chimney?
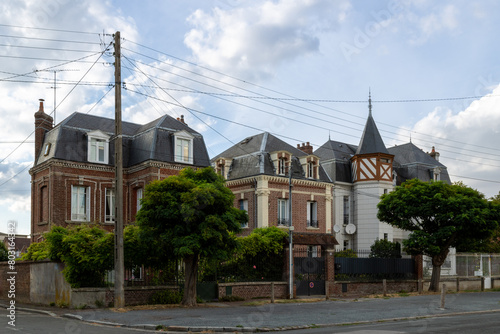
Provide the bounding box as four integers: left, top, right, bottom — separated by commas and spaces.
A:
34, 99, 53, 160
297, 142, 313, 155
176, 115, 187, 126
429, 146, 440, 161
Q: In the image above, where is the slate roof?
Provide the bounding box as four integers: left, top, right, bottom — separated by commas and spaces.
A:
212, 132, 306, 160
356, 113, 389, 155
211, 132, 330, 182
314, 139, 450, 184
36, 112, 210, 168
388, 142, 451, 184
313, 140, 356, 183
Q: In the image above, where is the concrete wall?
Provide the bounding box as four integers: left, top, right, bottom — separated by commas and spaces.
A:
30, 261, 71, 305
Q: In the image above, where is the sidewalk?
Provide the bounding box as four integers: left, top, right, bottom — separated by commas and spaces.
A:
3, 291, 500, 332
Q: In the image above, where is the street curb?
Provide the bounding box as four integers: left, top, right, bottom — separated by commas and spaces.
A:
0, 303, 57, 317
4, 303, 500, 332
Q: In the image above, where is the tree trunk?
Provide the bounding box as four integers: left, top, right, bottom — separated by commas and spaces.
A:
428, 250, 449, 292
181, 253, 199, 306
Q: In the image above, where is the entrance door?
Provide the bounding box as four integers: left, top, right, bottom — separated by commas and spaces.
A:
295, 249, 325, 296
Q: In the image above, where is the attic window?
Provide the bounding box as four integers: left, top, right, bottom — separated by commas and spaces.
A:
87, 131, 110, 164
174, 130, 194, 164
43, 143, 51, 156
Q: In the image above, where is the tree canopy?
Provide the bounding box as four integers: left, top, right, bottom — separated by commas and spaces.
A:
377, 179, 500, 291
136, 167, 247, 305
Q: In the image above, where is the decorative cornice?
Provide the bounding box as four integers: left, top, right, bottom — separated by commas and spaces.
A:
30, 158, 201, 176
226, 174, 330, 188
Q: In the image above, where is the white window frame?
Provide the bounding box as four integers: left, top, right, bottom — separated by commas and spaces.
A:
239, 199, 249, 228
174, 130, 194, 164
278, 199, 289, 225
307, 201, 318, 228
87, 130, 110, 164
71, 185, 89, 221
308, 162, 314, 178
343, 196, 350, 226
105, 188, 116, 223
278, 158, 287, 175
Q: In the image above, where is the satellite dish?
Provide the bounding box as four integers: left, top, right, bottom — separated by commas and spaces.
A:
333, 225, 341, 233
345, 224, 356, 235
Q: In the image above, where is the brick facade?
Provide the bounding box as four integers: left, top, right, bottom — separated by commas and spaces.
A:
29, 100, 209, 242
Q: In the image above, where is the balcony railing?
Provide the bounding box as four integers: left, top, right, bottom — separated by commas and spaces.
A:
277, 218, 289, 226
307, 220, 319, 228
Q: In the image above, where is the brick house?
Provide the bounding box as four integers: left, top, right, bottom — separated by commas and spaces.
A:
30, 99, 210, 242
211, 132, 338, 251
213, 98, 450, 252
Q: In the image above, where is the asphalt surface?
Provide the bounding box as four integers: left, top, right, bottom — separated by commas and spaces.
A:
2, 291, 500, 332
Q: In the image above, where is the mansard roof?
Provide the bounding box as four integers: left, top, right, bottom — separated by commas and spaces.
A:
212, 132, 306, 160
212, 132, 330, 182
35, 112, 210, 168
388, 142, 451, 184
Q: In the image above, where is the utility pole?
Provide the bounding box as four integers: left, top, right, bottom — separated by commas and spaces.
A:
288, 166, 294, 299
114, 31, 125, 308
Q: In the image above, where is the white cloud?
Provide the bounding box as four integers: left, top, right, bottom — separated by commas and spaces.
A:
406, 3, 460, 44
407, 84, 500, 197
184, 0, 349, 80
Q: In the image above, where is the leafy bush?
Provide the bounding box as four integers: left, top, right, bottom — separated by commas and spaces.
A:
0, 241, 10, 261
149, 290, 183, 304
22, 241, 50, 261
334, 249, 357, 258
369, 239, 401, 258
203, 227, 288, 282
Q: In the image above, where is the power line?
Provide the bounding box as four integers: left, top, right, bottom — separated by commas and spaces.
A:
0, 23, 99, 35
0, 33, 101, 45
122, 47, 500, 157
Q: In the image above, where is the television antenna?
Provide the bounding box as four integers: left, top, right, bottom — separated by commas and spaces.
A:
36, 69, 79, 125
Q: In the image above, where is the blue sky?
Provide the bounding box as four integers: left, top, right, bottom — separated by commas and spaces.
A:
1, 0, 499, 235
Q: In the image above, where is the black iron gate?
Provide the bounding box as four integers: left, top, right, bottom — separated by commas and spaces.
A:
295, 255, 325, 296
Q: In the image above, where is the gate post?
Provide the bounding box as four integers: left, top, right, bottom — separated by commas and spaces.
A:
325, 247, 335, 298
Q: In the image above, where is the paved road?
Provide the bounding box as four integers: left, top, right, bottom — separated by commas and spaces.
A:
69, 292, 500, 329
1, 291, 500, 333
284, 312, 500, 333
0, 308, 150, 333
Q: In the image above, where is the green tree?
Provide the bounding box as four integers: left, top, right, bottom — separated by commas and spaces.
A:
43, 225, 114, 288
369, 239, 401, 258
136, 167, 246, 306
377, 179, 500, 292
0, 242, 8, 261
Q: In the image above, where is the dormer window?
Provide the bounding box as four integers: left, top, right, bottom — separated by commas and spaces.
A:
301, 156, 318, 179
174, 130, 194, 164
215, 158, 231, 179
431, 167, 441, 181
43, 143, 51, 156
278, 158, 287, 175
87, 130, 110, 164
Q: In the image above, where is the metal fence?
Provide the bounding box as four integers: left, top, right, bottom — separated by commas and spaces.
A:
456, 253, 500, 277
198, 251, 286, 283
334, 249, 415, 281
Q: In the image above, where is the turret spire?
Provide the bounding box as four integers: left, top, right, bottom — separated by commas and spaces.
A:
368, 88, 372, 117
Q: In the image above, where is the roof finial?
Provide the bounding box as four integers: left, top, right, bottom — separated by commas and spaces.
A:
368, 88, 372, 117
